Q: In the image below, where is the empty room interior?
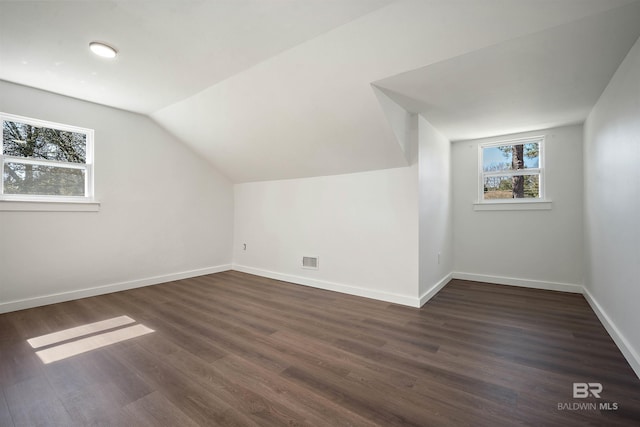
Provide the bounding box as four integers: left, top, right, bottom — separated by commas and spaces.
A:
1, 0, 640, 425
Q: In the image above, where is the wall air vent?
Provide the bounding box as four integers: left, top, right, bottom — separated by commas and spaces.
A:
302, 256, 319, 270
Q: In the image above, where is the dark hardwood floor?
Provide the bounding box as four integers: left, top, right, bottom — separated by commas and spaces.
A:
1, 271, 639, 426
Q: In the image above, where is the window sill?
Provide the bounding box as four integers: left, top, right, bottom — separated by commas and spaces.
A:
0, 199, 101, 212
473, 200, 552, 211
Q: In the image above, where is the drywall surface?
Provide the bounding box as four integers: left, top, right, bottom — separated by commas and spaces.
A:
152, 0, 627, 183
373, 86, 416, 164
452, 124, 584, 289
0, 81, 233, 311
418, 116, 453, 299
584, 36, 640, 373
233, 166, 419, 305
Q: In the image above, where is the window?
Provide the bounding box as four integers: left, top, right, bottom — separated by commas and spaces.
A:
1, 113, 94, 202
479, 137, 544, 202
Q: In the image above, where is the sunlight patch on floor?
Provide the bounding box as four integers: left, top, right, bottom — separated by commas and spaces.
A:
27, 315, 154, 364
27, 315, 136, 348
34, 324, 154, 364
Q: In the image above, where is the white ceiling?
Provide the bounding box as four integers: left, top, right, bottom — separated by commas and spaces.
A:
0, 0, 394, 113
374, 1, 640, 141
1, 0, 638, 182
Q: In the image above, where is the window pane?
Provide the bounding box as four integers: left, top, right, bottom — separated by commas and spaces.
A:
3, 162, 85, 196
483, 146, 512, 172
484, 174, 539, 199
482, 142, 539, 172
523, 142, 539, 168
2, 120, 86, 163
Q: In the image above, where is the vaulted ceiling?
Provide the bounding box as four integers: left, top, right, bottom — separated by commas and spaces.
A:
374, 1, 640, 142
0, 0, 394, 113
2, 0, 639, 182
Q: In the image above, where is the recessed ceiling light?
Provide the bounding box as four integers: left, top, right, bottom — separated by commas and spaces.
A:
89, 42, 118, 59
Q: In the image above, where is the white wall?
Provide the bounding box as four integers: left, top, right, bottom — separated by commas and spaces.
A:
233, 166, 420, 306
584, 36, 640, 376
373, 87, 417, 164
418, 116, 453, 301
452, 124, 584, 291
0, 81, 234, 312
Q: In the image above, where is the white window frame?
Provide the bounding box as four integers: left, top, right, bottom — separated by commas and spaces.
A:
0, 112, 99, 211
478, 136, 546, 205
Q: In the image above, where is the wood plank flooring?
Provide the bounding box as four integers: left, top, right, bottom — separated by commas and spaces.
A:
1, 271, 639, 426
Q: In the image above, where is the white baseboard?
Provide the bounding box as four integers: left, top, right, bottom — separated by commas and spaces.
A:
232, 264, 421, 307
0, 264, 232, 314
419, 273, 452, 307
452, 272, 583, 293
583, 288, 640, 379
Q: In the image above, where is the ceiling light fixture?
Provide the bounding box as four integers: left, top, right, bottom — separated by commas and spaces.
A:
89, 41, 118, 59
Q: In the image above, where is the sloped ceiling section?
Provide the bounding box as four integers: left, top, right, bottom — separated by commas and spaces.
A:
373, 1, 640, 142
2, 0, 637, 183
373, 86, 416, 164
0, 0, 395, 113
151, 0, 636, 183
